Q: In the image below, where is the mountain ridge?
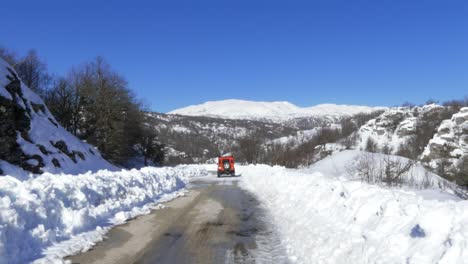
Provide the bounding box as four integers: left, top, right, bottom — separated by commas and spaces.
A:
169, 99, 387, 122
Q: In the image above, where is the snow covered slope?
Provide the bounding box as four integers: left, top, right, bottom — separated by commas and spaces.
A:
306, 150, 455, 190
239, 163, 468, 264
169, 99, 386, 123
0, 58, 116, 177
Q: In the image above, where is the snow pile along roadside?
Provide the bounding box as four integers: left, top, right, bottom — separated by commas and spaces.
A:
0, 165, 207, 264
240, 165, 468, 264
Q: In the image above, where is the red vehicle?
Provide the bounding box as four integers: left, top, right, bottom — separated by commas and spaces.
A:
217, 155, 235, 177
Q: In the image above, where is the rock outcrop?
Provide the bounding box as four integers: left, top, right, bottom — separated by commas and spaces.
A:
422, 107, 468, 169
0, 58, 116, 177
357, 105, 449, 154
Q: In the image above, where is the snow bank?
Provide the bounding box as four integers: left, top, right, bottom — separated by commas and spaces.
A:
240, 164, 468, 263
0, 165, 207, 264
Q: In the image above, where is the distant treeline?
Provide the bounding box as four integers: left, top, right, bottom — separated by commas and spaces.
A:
0, 47, 164, 166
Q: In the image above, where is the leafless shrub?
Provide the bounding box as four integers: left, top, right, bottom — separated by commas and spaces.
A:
382, 143, 393, 155
381, 155, 415, 186
442, 98, 468, 112
352, 153, 416, 187
435, 158, 453, 180
401, 101, 416, 108
352, 152, 378, 183
396, 138, 419, 160
365, 137, 378, 153
453, 156, 468, 187
342, 133, 358, 149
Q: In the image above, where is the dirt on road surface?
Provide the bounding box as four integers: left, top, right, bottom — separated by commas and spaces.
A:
68, 173, 288, 264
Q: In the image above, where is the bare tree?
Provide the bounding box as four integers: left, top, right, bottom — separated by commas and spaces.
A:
137, 126, 165, 166
237, 130, 264, 164
15, 50, 52, 95
365, 137, 378, 153
0, 46, 17, 65
44, 77, 78, 132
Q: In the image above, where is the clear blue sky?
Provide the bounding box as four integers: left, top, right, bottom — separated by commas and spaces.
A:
1, 0, 467, 112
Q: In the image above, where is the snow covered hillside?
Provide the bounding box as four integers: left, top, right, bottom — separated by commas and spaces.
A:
0, 58, 115, 177
147, 112, 297, 163
306, 150, 456, 191
268, 124, 341, 147
0, 165, 207, 264
169, 99, 386, 123
239, 160, 468, 263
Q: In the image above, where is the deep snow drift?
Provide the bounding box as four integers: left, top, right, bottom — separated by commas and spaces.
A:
239, 156, 468, 264
0, 165, 207, 264
0, 58, 116, 177
169, 99, 386, 123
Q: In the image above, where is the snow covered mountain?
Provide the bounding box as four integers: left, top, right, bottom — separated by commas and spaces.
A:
0, 58, 116, 178
169, 99, 386, 123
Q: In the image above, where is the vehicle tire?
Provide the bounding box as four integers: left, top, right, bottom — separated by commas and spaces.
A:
223, 161, 230, 170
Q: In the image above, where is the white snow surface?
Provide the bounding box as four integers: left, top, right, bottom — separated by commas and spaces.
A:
0, 165, 207, 264
169, 99, 386, 122
239, 162, 468, 264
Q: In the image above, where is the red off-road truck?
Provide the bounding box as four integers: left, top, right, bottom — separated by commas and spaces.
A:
217, 155, 235, 177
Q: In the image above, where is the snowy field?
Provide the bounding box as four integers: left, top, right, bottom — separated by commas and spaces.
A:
0, 165, 207, 264
239, 160, 468, 264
